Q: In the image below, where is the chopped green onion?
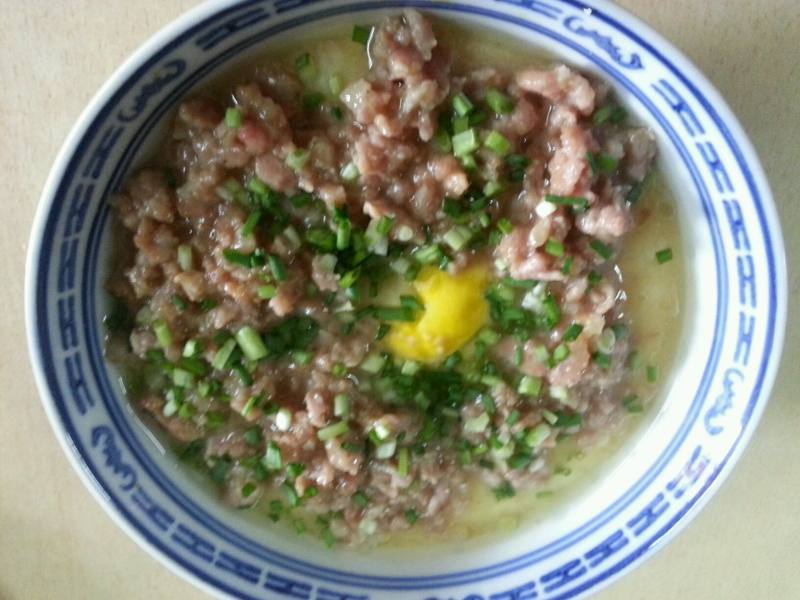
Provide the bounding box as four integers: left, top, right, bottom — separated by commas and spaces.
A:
172, 368, 194, 388
433, 128, 452, 153
544, 239, 564, 257
376, 216, 394, 237
263, 442, 282, 470
243, 427, 262, 445
494, 481, 516, 500
655, 248, 673, 264
544, 194, 589, 210
292, 350, 313, 365
373, 306, 415, 322
563, 323, 584, 342
330, 105, 344, 122
483, 180, 505, 198
340, 162, 360, 181
268, 255, 287, 282
561, 255, 573, 275
152, 320, 172, 348
235, 326, 268, 361
593, 352, 612, 369
178, 402, 196, 419
589, 239, 613, 261
182, 339, 202, 358
452, 92, 474, 116
647, 364, 658, 382
554, 411, 582, 428
282, 482, 301, 507
224, 107, 242, 128
339, 268, 360, 288
485, 89, 515, 114
353, 491, 369, 507
626, 182, 644, 204
525, 423, 551, 448
397, 446, 410, 477
496, 218, 513, 235
587, 152, 619, 175
414, 244, 443, 265
597, 328, 616, 353
286, 149, 310, 171
294, 52, 316, 82
171, 294, 188, 311
329, 73, 343, 95
452, 115, 469, 134
241, 209, 262, 237
518, 375, 542, 397
247, 177, 269, 196
211, 338, 237, 370
404, 508, 419, 524
257, 284, 277, 300
375, 438, 397, 459
333, 394, 349, 418
352, 25, 371, 45
452, 128, 479, 157
593, 104, 627, 125
177, 244, 193, 271
484, 130, 512, 156
443, 225, 473, 251
552, 343, 570, 364
623, 394, 643, 413
336, 219, 352, 250
464, 412, 491, 433
360, 353, 385, 374
317, 421, 349, 441
222, 248, 252, 268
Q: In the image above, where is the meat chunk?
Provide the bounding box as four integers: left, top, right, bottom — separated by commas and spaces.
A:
516, 65, 596, 116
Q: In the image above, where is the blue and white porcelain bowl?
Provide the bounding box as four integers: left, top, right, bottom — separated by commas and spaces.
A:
26, 1, 786, 598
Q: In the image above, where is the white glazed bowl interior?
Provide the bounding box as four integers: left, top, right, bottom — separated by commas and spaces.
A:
26, 1, 785, 599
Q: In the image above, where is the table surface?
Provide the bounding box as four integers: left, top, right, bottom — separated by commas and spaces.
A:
2, 1, 798, 598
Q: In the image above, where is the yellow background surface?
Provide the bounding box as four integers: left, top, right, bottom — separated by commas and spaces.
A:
1, 1, 797, 598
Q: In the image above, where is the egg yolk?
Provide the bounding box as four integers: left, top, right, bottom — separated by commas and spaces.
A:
386, 264, 490, 364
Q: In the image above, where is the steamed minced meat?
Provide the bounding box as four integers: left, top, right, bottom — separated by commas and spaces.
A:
109, 10, 659, 545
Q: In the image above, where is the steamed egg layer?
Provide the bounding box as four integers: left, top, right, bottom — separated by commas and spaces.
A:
386, 264, 490, 364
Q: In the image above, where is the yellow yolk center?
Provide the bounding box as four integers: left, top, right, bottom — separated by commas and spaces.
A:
386, 264, 490, 364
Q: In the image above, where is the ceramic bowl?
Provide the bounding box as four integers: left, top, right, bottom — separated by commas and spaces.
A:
26, 1, 786, 598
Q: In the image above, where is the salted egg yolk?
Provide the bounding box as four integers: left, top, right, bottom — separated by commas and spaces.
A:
386, 264, 490, 364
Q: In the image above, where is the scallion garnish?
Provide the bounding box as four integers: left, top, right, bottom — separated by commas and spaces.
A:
443, 225, 473, 251
452, 128, 479, 157
647, 364, 658, 382
562, 323, 584, 342
241, 209, 262, 237
211, 338, 237, 370
177, 244, 193, 271
433, 128, 452, 153
268, 254, 287, 282
484, 130, 512, 156
397, 446, 410, 477
153, 320, 172, 348
224, 107, 242, 128
544, 194, 589, 210
518, 376, 542, 397
592, 104, 627, 125
373, 306, 416, 322
544, 239, 564, 257
593, 352, 612, 369
655, 248, 673, 264
235, 326, 267, 361
589, 239, 613, 261
317, 421, 349, 441
340, 162, 360, 181
404, 508, 419, 524
286, 148, 310, 171
257, 284, 277, 300
352, 25, 371, 45
452, 92, 474, 116
485, 89, 515, 114
263, 442, 282, 470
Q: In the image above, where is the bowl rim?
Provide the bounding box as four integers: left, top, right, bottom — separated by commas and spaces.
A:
25, 0, 787, 598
